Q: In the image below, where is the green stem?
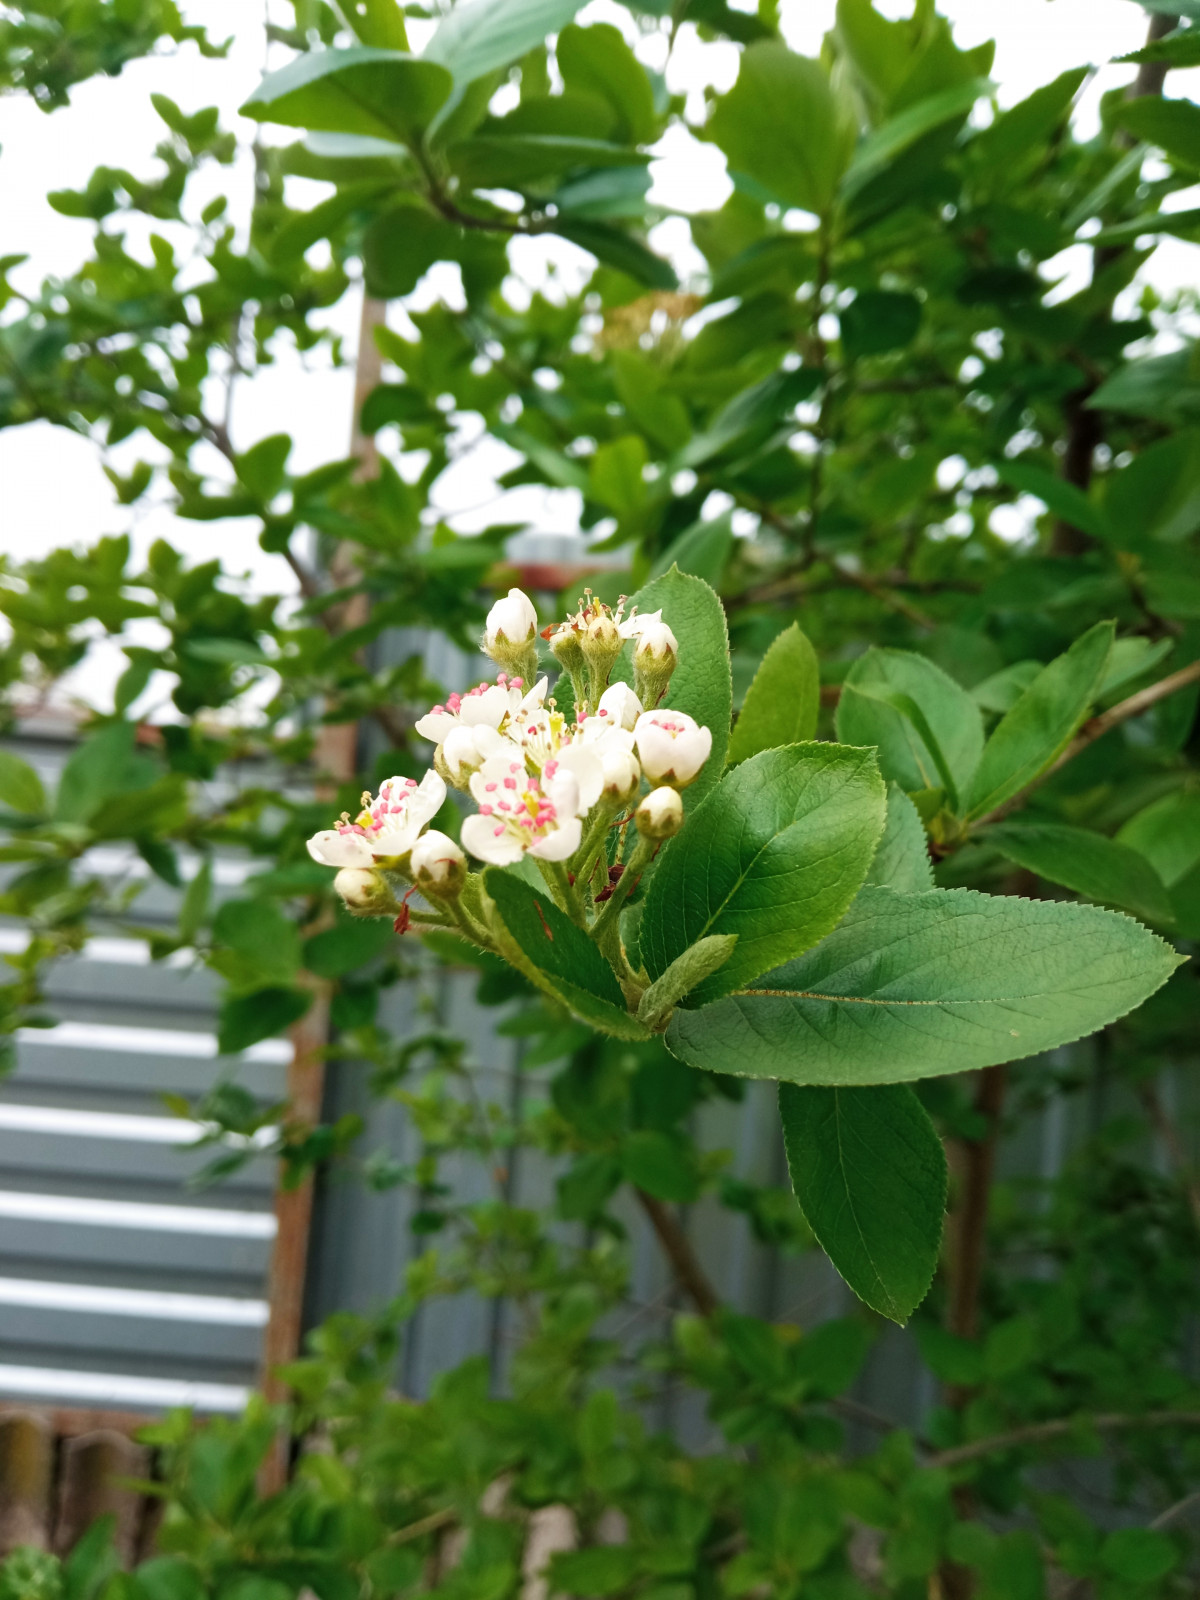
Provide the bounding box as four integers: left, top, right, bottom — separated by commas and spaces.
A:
538, 858, 587, 928
571, 802, 617, 902
591, 834, 655, 956
444, 894, 494, 951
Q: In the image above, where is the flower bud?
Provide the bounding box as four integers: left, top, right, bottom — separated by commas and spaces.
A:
582, 612, 622, 686
595, 681, 642, 732
549, 620, 586, 678
633, 619, 679, 707
483, 587, 538, 683
594, 730, 640, 802
634, 709, 712, 788
442, 723, 510, 787
636, 786, 683, 840
333, 867, 394, 916
410, 830, 467, 899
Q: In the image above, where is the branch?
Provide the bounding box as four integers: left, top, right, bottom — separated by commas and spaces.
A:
831, 557, 937, 631
976, 657, 1200, 828
635, 1189, 720, 1317
930, 1410, 1200, 1470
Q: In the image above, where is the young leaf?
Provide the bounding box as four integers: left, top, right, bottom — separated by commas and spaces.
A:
640, 744, 886, 1007
841, 77, 992, 200
637, 934, 738, 1028
610, 566, 732, 812
965, 621, 1115, 819
0, 750, 47, 815
241, 48, 452, 144
484, 868, 649, 1040
987, 820, 1175, 925
666, 885, 1182, 1086
779, 1081, 947, 1323
865, 784, 933, 894
707, 42, 853, 215
836, 648, 984, 806
728, 623, 820, 764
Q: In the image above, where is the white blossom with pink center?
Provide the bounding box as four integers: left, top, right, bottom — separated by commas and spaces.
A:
461, 753, 586, 865
414, 674, 547, 746
633, 709, 712, 787
306, 770, 447, 867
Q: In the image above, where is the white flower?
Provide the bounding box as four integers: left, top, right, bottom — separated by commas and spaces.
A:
307, 770, 446, 866
414, 675, 546, 746
634, 709, 712, 787
485, 587, 537, 651
636, 786, 684, 840
618, 608, 662, 639
634, 618, 679, 668
442, 722, 518, 783
462, 753, 584, 865
333, 867, 382, 909
593, 681, 642, 731
411, 830, 467, 895
591, 727, 640, 800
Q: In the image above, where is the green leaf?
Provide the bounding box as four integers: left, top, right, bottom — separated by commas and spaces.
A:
588, 434, 647, 516
728, 623, 820, 764
484, 868, 649, 1039
987, 820, 1175, 924
303, 914, 395, 977
969, 67, 1088, 166
841, 76, 992, 200
1115, 94, 1200, 167
996, 459, 1113, 544
234, 434, 291, 499
1100, 1528, 1178, 1583
1117, 789, 1200, 888
179, 858, 212, 945
836, 648, 984, 807
666, 885, 1182, 1086
362, 205, 459, 298
425, 0, 584, 87
971, 661, 1042, 716
865, 784, 933, 894
0, 749, 46, 815
218, 986, 311, 1056
965, 621, 1114, 820
212, 898, 302, 987
1087, 349, 1200, 426
553, 219, 677, 288
360, 382, 435, 432
779, 1081, 946, 1322
641, 744, 886, 1006
637, 934, 738, 1028
557, 22, 657, 144
549, 1546, 639, 1597
449, 135, 649, 188
1120, 28, 1200, 67
55, 722, 155, 825
241, 48, 452, 144
708, 42, 853, 214
839, 290, 921, 358
610, 566, 732, 814
622, 1129, 700, 1202
338, 0, 409, 49
681, 366, 822, 468
553, 164, 651, 220
1103, 430, 1200, 547
648, 513, 734, 588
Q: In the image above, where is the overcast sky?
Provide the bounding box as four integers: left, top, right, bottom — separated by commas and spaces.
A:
1, 0, 1196, 653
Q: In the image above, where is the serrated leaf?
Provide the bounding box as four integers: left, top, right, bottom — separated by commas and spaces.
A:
836, 647, 983, 807
1115, 94, 1200, 168
241, 48, 451, 144
728, 623, 819, 764
641, 744, 886, 1006
779, 1081, 946, 1322
0, 749, 47, 815
666, 886, 1183, 1086
484, 868, 649, 1039
988, 820, 1175, 924
965, 621, 1114, 819
865, 784, 933, 894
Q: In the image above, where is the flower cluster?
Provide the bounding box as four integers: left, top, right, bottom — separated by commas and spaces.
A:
306, 587, 712, 911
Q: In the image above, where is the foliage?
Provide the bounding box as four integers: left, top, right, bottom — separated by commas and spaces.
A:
2, 0, 1200, 1593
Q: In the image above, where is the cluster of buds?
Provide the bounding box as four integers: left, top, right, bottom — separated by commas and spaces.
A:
306, 586, 711, 916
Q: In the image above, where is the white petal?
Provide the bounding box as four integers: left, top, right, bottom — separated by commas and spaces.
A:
307, 830, 374, 868
518, 676, 549, 715
414, 711, 456, 743
529, 818, 582, 861
618, 608, 661, 639
409, 769, 448, 826
462, 813, 524, 865
554, 744, 605, 813
461, 684, 510, 729
543, 765, 582, 820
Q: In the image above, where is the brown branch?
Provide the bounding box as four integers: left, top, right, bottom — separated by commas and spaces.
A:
1132, 12, 1181, 100
976, 657, 1200, 827
635, 1189, 720, 1317
930, 1410, 1200, 1471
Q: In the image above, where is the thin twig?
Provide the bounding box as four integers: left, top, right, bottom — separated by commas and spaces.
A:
387, 1505, 458, 1546
634, 1189, 720, 1317
930, 1410, 1200, 1470
976, 657, 1200, 828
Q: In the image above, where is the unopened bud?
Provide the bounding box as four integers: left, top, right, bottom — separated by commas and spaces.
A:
633, 619, 678, 706
483, 587, 539, 684
549, 620, 586, 677
334, 867, 394, 916
411, 829, 467, 899
636, 786, 684, 841
583, 612, 622, 686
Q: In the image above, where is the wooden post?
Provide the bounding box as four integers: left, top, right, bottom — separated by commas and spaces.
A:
257, 293, 388, 1489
